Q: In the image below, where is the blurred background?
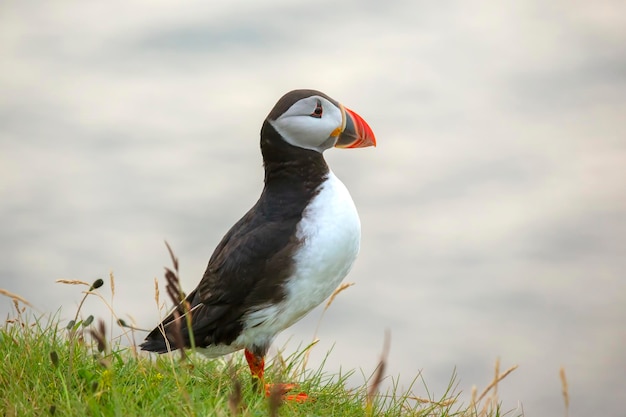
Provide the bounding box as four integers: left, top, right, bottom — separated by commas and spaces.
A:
1, 1, 625, 415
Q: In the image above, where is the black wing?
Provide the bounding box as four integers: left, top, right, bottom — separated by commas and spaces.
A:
140, 195, 304, 353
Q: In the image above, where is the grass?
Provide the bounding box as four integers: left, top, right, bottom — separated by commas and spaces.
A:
0, 254, 526, 416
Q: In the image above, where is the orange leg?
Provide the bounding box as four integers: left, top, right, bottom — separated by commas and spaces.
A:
244, 349, 265, 389
244, 349, 309, 402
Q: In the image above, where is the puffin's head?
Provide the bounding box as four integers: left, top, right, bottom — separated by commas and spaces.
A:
266, 89, 376, 153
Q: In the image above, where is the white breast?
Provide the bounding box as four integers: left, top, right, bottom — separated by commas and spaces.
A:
286, 170, 361, 317
235, 171, 361, 348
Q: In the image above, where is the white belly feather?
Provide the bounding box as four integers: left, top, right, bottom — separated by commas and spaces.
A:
284, 170, 361, 320
232, 171, 361, 350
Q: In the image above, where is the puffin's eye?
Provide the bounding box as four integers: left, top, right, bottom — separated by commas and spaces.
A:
310, 100, 323, 118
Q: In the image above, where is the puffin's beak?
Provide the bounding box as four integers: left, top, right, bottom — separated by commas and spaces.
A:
334, 105, 377, 149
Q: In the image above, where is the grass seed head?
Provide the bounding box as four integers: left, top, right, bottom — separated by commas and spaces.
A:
90, 279, 104, 291
50, 351, 59, 368
55, 279, 90, 286
82, 315, 94, 327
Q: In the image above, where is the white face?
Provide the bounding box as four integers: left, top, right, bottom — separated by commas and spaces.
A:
269, 95, 344, 152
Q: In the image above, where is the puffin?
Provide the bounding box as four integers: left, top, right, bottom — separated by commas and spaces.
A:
140, 89, 376, 399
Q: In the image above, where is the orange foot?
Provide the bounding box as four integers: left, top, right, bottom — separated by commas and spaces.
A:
265, 383, 310, 403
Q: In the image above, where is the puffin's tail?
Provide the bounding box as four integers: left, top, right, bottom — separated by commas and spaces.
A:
140, 289, 199, 354
139, 333, 170, 353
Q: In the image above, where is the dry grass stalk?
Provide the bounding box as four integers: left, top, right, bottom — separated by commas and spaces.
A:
165, 240, 179, 271
473, 361, 518, 416
55, 279, 90, 286
69, 278, 104, 336
169, 310, 187, 361
109, 271, 115, 298
325, 282, 355, 309
366, 330, 391, 412
154, 278, 160, 309
268, 384, 284, 417
493, 357, 500, 399
228, 369, 243, 416
560, 367, 569, 417
470, 384, 477, 408
0, 288, 33, 308
73, 284, 138, 351
479, 397, 491, 415
90, 319, 108, 355
476, 362, 518, 403
161, 241, 195, 357
407, 396, 456, 407
12, 299, 26, 323
163, 266, 187, 360
64, 278, 104, 379
302, 282, 354, 373
165, 268, 187, 306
